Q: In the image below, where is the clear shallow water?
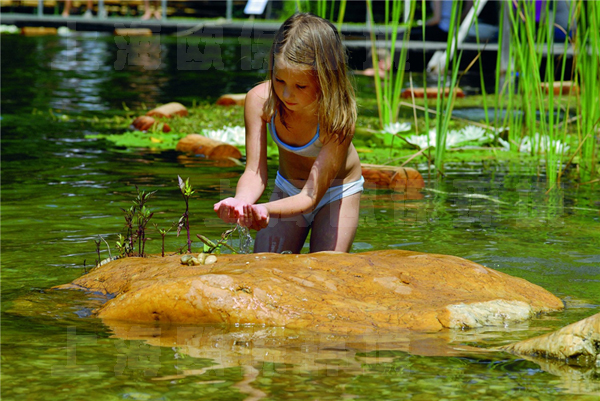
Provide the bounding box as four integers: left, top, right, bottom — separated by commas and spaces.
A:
1, 33, 599, 400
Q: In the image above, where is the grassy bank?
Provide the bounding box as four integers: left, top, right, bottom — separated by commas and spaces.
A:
79, 90, 589, 184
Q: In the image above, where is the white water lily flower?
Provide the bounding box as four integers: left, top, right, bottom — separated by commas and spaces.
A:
444, 129, 465, 147
57, 27, 72, 36
202, 125, 245, 146
519, 133, 569, 154
382, 122, 411, 135
498, 137, 511, 151
406, 126, 495, 150
0, 25, 19, 34
460, 125, 491, 142
406, 129, 437, 149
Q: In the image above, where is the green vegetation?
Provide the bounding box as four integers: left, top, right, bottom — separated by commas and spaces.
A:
116, 186, 156, 258
177, 176, 195, 254
80, 0, 598, 188
81, 92, 589, 182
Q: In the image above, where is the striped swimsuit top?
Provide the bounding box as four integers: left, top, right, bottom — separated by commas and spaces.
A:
269, 113, 322, 158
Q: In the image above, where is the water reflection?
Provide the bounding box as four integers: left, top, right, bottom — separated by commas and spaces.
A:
49, 33, 112, 112
103, 321, 486, 398
100, 320, 600, 398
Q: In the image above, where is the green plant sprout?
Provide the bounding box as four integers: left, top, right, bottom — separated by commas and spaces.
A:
136, 206, 154, 258
115, 233, 130, 257
94, 237, 102, 266
119, 186, 157, 257
196, 233, 237, 254
154, 222, 175, 257
177, 176, 194, 253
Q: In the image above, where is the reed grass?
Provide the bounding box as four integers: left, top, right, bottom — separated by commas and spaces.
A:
295, 0, 346, 29
366, 0, 415, 135
432, 0, 465, 174
573, 0, 600, 183
499, 0, 599, 187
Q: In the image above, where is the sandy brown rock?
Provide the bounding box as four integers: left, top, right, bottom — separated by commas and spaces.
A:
401, 87, 465, 99
114, 28, 153, 37
216, 93, 246, 106
146, 102, 188, 118
57, 251, 564, 334
130, 116, 171, 133
21, 27, 58, 36
176, 134, 242, 160
500, 312, 600, 367
361, 164, 425, 197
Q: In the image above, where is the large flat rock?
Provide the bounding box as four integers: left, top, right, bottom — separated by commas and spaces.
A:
58, 250, 564, 334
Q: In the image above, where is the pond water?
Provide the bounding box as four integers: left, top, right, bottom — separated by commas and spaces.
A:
2, 33, 599, 400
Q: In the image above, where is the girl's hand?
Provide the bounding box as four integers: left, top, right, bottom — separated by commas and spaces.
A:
214, 198, 247, 224
240, 204, 270, 231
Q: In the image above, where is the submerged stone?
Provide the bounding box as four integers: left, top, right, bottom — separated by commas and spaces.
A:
56, 250, 564, 334
501, 312, 600, 368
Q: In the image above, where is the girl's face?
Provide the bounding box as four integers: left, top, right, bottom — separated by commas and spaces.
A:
273, 59, 319, 113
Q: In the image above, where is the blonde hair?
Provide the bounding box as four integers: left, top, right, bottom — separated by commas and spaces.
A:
264, 13, 357, 143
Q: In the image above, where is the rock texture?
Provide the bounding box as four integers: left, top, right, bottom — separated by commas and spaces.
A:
176, 134, 242, 159
501, 312, 600, 367
57, 250, 564, 334
146, 102, 188, 118
361, 164, 425, 193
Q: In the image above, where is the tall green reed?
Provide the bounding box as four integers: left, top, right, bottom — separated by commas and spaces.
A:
295, 0, 347, 29
503, 0, 597, 188
573, 0, 600, 183
431, 0, 465, 174
365, 0, 415, 131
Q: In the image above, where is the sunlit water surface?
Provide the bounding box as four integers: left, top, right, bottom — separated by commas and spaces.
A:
2, 33, 599, 400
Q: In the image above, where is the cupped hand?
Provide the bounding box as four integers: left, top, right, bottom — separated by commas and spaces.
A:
213, 197, 247, 224
239, 204, 270, 231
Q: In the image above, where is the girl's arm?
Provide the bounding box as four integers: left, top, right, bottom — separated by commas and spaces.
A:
214, 84, 269, 223
240, 128, 355, 229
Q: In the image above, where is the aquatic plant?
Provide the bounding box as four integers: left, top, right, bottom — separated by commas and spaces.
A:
118, 186, 156, 257
431, 0, 466, 174
295, 0, 347, 29
196, 224, 252, 254
406, 125, 495, 150
202, 125, 245, 146
498, 0, 599, 187
94, 237, 102, 267
177, 176, 194, 253
366, 0, 415, 135
154, 223, 174, 258
115, 234, 129, 257
196, 232, 237, 254
572, 0, 600, 183
135, 206, 154, 258
133, 186, 156, 257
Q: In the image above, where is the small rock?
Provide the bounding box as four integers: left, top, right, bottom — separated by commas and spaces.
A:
131, 116, 171, 133
176, 134, 242, 160
146, 102, 188, 118
204, 255, 218, 265
500, 312, 600, 367
216, 94, 246, 106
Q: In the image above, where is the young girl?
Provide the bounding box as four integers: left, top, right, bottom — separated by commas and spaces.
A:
214, 13, 364, 253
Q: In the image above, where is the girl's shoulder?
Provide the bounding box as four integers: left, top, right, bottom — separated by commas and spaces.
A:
246, 82, 271, 122
247, 81, 270, 103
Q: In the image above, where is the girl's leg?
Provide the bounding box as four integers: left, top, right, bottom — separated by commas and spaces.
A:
254, 187, 310, 254
142, 0, 152, 19
153, 0, 162, 19
62, 0, 72, 17
309, 192, 361, 253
